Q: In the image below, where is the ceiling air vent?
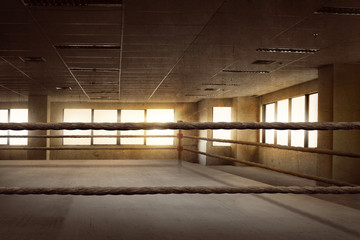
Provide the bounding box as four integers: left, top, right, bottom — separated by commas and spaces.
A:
70, 68, 119, 72
314, 7, 360, 16
56, 86, 72, 90
256, 48, 318, 54
55, 44, 120, 50
22, 0, 122, 7
19, 56, 46, 62
202, 83, 242, 87
252, 60, 275, 65
222, 70, 269, 74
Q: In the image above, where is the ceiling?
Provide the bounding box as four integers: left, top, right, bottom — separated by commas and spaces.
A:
0, 0, 359, 102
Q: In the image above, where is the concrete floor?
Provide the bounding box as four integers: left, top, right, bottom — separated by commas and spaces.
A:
0, 160, 359, 240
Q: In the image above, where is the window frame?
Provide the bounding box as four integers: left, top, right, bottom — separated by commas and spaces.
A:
262, 93, 318, 148
212, 106, 232, 147
0, 108, 28, 146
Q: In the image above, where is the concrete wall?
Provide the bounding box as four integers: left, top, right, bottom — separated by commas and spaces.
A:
332, 64, 360, 184
49, 101, 198, 161
197, 98, 233, 165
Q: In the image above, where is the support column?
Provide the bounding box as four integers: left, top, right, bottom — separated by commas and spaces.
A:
27, 95, 48, 160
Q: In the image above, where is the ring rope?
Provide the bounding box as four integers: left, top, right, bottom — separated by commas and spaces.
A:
0, 135, 177, 138
184, 135, 360, 159
0, 122, 359, 130
0, 147, 177, 151
183, 148, 355, 186
0, 186, 359, 195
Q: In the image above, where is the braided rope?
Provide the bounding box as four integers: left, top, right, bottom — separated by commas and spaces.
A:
183, 148, 355, 186
0, 135, 176, 138
0, 122, 359, 130
184, 136, 360, 158
0, 147, 176, 151
0, 186, 359, 195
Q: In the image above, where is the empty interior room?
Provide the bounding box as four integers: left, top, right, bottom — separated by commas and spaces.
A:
0, 0, 359, 239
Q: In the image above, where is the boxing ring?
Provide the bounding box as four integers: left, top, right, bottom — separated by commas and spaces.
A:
0, 121, 359, 239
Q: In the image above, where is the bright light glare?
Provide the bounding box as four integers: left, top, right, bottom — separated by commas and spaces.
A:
213, 107, 231, 146
277, 99, 289, 145
146, 109, 174, 145
308, 93, 318, 148
265, 103, 275, 144
9, 109, 28, 145
291, 96, 305, 147
0, 110, 8, 145
121, 110, 145, 145
93, 110, 117, 145
63, 109, 91, 145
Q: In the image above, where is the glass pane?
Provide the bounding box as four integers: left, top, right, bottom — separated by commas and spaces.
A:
0, 110, 8, 145
291, 96, 305, 147
213, 107, 231, 146
308, 93, 318, 148
121, 110, 145, 145
265, 103, 275, 144
146, 109, 174, 145
277, 99, 289, 145
93, 110, 117, 145
9, 109, 28, 145
63, 109, 91, 145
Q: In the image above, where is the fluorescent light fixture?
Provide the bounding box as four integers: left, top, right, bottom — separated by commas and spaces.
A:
314, 7, 360, 16
19, 56, 45, 62
256, 48, 318, 54
70, 68, 119, 72
222, 70, 269, 74
22, 0, 122, 7
55, 44, 120, 50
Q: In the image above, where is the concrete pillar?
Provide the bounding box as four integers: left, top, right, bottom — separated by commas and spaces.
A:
27, 95, 48, 160
332, 64, 360, 184
232, 97, 259, 163
317, 66, 334, 179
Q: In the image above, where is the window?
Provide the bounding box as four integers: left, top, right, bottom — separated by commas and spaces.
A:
212, 107, 231, 146
291, 96, 305, 147
264, 103, 275, 144
121, 110, 145, 145
9, 109, 28, 145
63, 109, 92, 145
276, 99, 289, 146
93, 110, 117, 145
0, 110, 8, 145
263, 93, 318, 148
62, 108, 175, 146
146, 109, 174, 145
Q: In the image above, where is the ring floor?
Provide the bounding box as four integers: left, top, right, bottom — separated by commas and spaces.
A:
0, 159, 359, 240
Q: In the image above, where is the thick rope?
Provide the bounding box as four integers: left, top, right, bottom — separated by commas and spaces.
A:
0, 122, 359, 130
0, 147, 176, 151
183, 148, 355, 186
0, 135, 176, 138
184, 135, 360, 159
0, 186, 359, 195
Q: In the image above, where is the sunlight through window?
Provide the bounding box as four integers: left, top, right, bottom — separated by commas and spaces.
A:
9, 109, 28, 145
265, 103, 275, 144
277, 99, 289, 146
0, 110, 8, 145
308, 93, 318, 148
93, 110, 117, 145
291, 96, 305, 147
213, 107, 231, 146
121, 110, 145, 145
146, 109, 174, 145
63, 109, 91, 145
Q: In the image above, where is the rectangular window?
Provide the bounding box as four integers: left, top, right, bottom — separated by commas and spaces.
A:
9, 109, 28, 145
265, 103, 275, 144
0, 110, 8, 145
63, 109, 92, 145
93, 110, 117, 145
291, 96, 305, 147
146, 109, 174, 145
276, 99, 289, 145
213, 107, 231, 146
308, 93, 318, 148
121, 110, 145, 145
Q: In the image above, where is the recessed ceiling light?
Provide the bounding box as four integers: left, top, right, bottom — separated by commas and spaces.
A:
222, 70, 269, 74
70, 68, 119, 72
55, 86, 72, 90
252, 60, 275, 65
256, 48, 318, 54
55, 44, 120, 50
22, 0, 122, 7
314, 7, 360, 16
19, 56, 46, 62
